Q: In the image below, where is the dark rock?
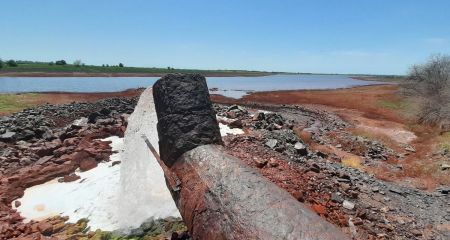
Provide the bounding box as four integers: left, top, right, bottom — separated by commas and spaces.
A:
111, 160, 121, 167
229, 119, 243, 129
389, 187, 404, 195
99, 107, 111, 115
436, 186, 449, 194
294, 142, 308, 155
35, 143, 60, 157
38, 126, 54, 140
331, 192, 344, 203
88, 112, 100, 123
253, 112, 265, 121
309, 163, 321, 173
153, 74, 222, 166
254, 157, 268, 168
316, 151, 328, 158
17, 130, 36, 140
0, 131, 16, 142
441, 163, 450, 171
36, 156, 53, 165
226, 111, 238, 119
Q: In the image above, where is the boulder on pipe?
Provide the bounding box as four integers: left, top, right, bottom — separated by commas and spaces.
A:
153, 73, 222, 167
152, 74, 349, 240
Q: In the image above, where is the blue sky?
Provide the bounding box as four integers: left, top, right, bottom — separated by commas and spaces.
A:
1, 0, 450, 75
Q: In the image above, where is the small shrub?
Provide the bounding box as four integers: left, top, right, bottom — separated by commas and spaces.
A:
405, 54, 450, 129
55, 60, 67, 65
73, 60, 82, 67
6, 60, 18, 67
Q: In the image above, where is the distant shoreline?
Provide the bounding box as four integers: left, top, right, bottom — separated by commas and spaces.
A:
0, 71, 273, 77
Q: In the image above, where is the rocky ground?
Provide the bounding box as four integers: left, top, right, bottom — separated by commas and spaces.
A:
0, 97, 189, 240
0, 93, 448, 239
215, 103, 450, 240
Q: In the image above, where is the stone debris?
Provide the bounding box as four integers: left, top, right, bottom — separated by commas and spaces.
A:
441, 163, 450, 171
343, 200, 355, 210
220, 102, 450, 240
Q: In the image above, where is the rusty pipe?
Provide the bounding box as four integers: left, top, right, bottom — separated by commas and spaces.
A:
152, 74, 348, 240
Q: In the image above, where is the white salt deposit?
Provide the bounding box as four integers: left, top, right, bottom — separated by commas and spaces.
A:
13, 136, 124, 231
219, 123, 245, 136
14, 87, 244, 232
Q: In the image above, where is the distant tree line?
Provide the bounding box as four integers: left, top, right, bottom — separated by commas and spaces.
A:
0, 58, 127, 68
0, 59, 18, 68
101, 63, 125, 67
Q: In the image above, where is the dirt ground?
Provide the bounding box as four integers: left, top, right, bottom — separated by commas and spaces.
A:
212, 85, 449, 190
1, 85, 448, 239
0, 89, 144, 116
2, 85, 447, 188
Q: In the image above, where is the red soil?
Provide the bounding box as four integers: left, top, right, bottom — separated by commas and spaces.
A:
212, 85, 448, 190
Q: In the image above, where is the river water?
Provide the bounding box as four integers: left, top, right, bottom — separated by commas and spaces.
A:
0, 74, 386, 98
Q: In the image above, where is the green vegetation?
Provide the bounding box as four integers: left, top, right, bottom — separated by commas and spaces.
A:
6, 59, 18, 67
350, 75, 406, 83
55, 60, 67, 65
0, 60, 275, 76
53, 217, 187, 240
0, 93, 40, 114
377, 99, 409, 110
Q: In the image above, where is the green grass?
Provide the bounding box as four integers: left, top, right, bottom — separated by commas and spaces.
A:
377, 99, 409, 110
0, 62, 275, 76
377, 96, 420, 121
350, 75, 407, 83
0, 93, 40, 114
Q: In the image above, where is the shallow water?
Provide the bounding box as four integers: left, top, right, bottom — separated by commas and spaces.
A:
0, 74, 386, 98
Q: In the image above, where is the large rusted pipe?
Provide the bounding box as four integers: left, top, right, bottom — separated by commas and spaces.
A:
153, 74, 348, 240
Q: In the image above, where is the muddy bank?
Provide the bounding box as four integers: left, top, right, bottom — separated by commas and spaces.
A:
212, 85, 403, 123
